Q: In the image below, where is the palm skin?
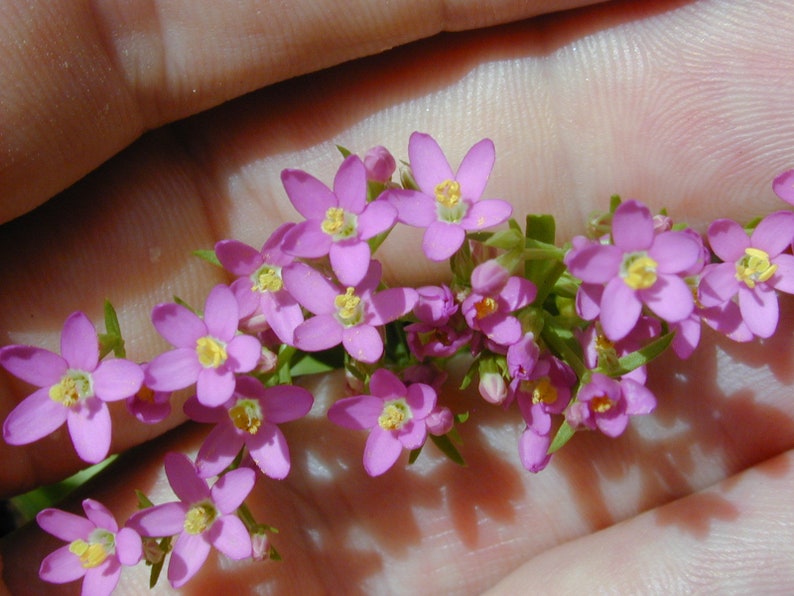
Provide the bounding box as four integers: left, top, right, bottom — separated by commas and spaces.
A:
2, 0, 794, 593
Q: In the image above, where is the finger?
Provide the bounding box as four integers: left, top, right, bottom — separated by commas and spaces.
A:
0, 0, 603, 224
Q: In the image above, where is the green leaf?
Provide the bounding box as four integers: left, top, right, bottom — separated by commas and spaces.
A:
98, 300, 126, 358
430, 433, 467, 466
525, 214, 556, 244
192, 249, 222, 268
548, 420, 576, 454
408, 445, 423, 464
609, 194, 622, 213
290, 346, 344, 376
609, 331, 675, 376
135, 489, 155, 509
336, 144, 353, 158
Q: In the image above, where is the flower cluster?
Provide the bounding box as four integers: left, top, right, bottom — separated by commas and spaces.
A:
2, 132, 794, 593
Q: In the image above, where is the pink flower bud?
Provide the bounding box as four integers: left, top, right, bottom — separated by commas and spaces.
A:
251, 530, 271, 561
363, 146, 396, 183
425, 406, 454, 436
479, 370, 507, 404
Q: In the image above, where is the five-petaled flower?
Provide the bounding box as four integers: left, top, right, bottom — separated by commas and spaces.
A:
385, 132, 512, 261
0, 311, 144, 463
327, 368, 437, 476
126, 452, 255, 588
37, 498, 142, 596
146, 285, 262, 407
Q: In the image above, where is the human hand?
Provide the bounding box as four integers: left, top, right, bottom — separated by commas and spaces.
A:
2, 0, 794, 593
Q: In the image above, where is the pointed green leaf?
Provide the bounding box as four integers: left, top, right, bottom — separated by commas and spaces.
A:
192, 249, 222, 268
336, 144, 352, 158
610, 331, 675, 376
548, 420, 576, 454
430, 433, 467, 466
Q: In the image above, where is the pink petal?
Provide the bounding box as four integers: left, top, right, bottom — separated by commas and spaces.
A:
169, 532, 211, 588
770, 253, 794, 294
281, 168, 336, 219
369, 369, 406, 399
576, 283, 603, 320
208, 515, 252, 560
211, 466, 256, 514
0, 345, 66, 386
408, 132, 454, 191
751, 210, 794, 256
595, 410, 629, 437
385, 189, 436, 226
292, 315, 343, 352
621, 378, 657, 415
612, 200, 653, 251
165, 452, 210, 503
707, 218, 748, 261
126, 502, 188, 537
203, 285, 239, 340
145, 348, 201, 391
183, 395, 223, 423
39, 545, 86, 583
650, 231, 701, 274
738, 285, 778, 338
281, 262, 338, 315
261, 293, 303, 345
60, 312, 99, 372
422, 221, 466, 261
152, 303, 206, 348
195, 422, 242, 478
773, 168, 794, 205
82, 499, 117, 532
333, 155, 367, 213
455, 138, 495, 200
406, 382, 436, 418
671, 315, 701, 359
600, 278, 642, 341
565, 244, 622, 284
248, 425, 291, 479
92, 359, 143, 401
342, 324, 383, 363
67, 399, 110, 463
115, 527, 143, 566
262, 385, 313, 423
641, 274, 694, 323
500, 277, 537, 311
356, 259, 383, 294
397, 420, 426, 449
460, 199, 512, 231
518, 427, 551, 473
698, 263, 740, 307
261, 223, 297, 266
357, 200, 397, 239
330, 240, 371, 287
214, 240, 262, 275
37, 508, 93, 541
226, 334, 262, 373
363, 426, 403, 476
327, 395, 383, 430
82, 559, 122, 595
230, 278, 259, 319
367, 288, 418, 326
3, 387, 67, 445
281, 219, 332, 258
196, 368, 236, 407
477, 313, 522, 345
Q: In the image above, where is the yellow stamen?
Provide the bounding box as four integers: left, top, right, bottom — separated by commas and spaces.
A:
69, 539, 109, 569
378, 400, 410, 430
334, 287, 361, 323
589, 394, 615, 414
136, 385, 155, 404
622, 254, 658, 290
525, 377, 558, 405
735, 247, 777, 289
321, 207, 345, 235
474, 297, 498, 319
184, 503, 216, 535
196, 337, 228, 368
49, 371, 91, 407
253, 267, 283, 293
434, 180, 461, 208
229, 399, 262, 434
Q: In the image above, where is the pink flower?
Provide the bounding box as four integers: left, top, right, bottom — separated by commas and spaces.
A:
1, 312, 143, 463
327, 369, 437, 476
566, 373, 656, 437
146, 285, 262, 407
578, 317, 661, 384
773, 168, 794, 205
510, 355, 575, 437
405, 314, 472, 360
518, 426, 552, 473
413, 284, 458, 325
126, 453, 255, 588
363, 145, 397, 183
385, 132, 512, 261
125, 364, 172, 424
280, 155, 397, 286
37, 499, 142, 596
282, 260, 417, 363
699, 211, 794, 338
184, 376, 313, 479
565, 200, 701, 341
214, 224, 304, 344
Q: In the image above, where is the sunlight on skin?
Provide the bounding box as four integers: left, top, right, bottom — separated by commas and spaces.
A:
2, 0, 794, 593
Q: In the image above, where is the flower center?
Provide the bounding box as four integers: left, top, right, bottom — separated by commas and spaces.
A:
229, 398, 263, 434
252, 266, 283, 293
321, 207, 357, 240
378, 399, 411, 431
334, 287, 363, 326
49, 370, 93, 407
184, 502, 217, 535
589, 394, 615, 414
523, 377, 558, 405
68, 530, 115, 569
474, 297, 498, 319
621, 252, 658, 290
136, 385, 156, 404
735, 247, 777, 289
196, 336, 228, 368
435, 180, 461, 208
595, 332, 620, 371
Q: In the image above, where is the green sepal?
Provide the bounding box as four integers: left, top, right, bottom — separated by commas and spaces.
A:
408, 445, 423, 464
430, 433, 467, 466
399, 162, 419, 190
468, 226, 523, 251
609, 194, 622, 213
602, 331, 675, 377
525, 214, 556, 244
135, 489, 155, 509
290, 346, 344, 377
269, 544, 282, 561
192, 249, 222, 268
147, 537, 172, 589
336, 144, 352, 158
458, 353, 481, 390
98, 300, 126, 359
548, 420, 576, 454
172, 295, 199, 315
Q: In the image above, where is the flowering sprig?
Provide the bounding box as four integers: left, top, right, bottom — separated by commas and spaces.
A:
2, 132, 794, 593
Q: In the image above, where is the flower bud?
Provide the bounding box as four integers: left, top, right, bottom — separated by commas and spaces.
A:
251, 530, 271, 561
425, 406, 454, 436
478, 370, 507, 405
363, 146, 396, 183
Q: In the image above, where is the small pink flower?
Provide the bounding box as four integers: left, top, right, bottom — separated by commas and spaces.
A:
510, 355, 575, 437
363, 145, 397, 183
518, 426, 552, 473
1, 312, 143, 463
125, 364, 172, 424
126, 453, 255, 588
405, 315, 472, 360
566, 373, 656, 437
282, 260, 417, 363
578, 317, 661, 384
37, 499, 142, 596
385, 132, 512, 261
185, 376, 314, 479
413, 284, 458, 325
280, 155, 397, 286
699, 211, 794, 338
146, 285, 262, 407
327, 369, 437, 476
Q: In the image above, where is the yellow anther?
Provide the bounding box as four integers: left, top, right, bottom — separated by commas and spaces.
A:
229, 399, 262, 434
528, 377, 558, 405
474, 297, 498, 319
378, 400, 410, 430
622, 254, 658, 290
334, 287, 361, 323
69, 539, 109, 569
434, 180, 461, 208
136, 386, 156, 404
184, 503, 216, 535
589, 394, 615, 414
49, 371, 91, 407
253, 267, 283, 293
196, 337, 228, 368
735, 247, 777, 289
321, 207, 346, 235
595, 332, 620, 371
